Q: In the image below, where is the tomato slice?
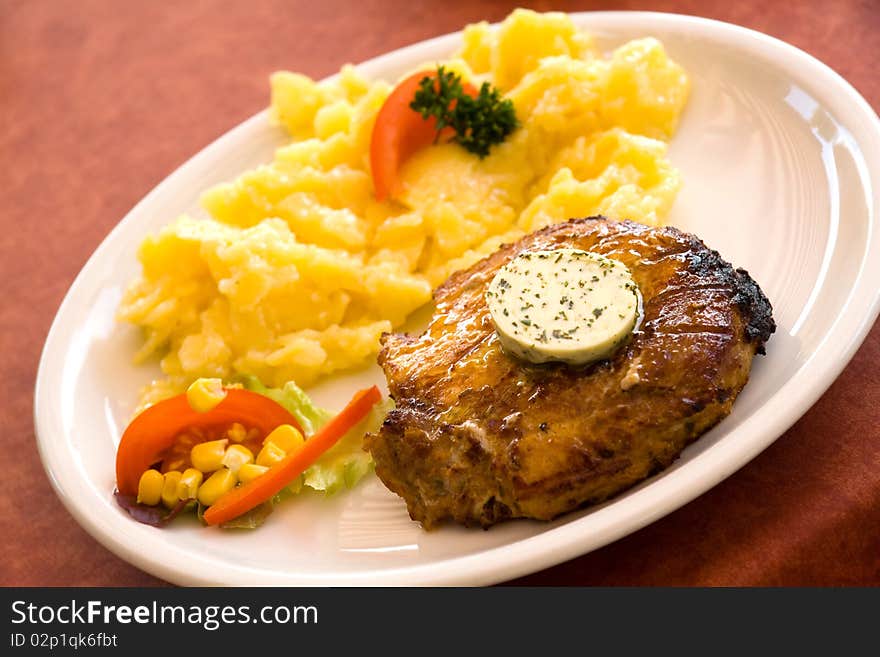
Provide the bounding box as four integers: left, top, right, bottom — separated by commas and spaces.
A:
370, 70, 476, 201
115, 389, 301, 497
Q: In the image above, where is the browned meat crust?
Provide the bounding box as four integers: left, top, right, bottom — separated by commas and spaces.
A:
365, 217, 775, 528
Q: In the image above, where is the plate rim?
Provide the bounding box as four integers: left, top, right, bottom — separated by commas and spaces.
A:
34, 10, 880, 586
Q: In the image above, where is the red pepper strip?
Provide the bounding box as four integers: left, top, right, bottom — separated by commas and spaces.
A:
115, 389, 302, 497
203, 385, 382, 526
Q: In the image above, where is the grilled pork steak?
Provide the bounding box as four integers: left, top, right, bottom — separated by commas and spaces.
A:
365, 217, 775, 528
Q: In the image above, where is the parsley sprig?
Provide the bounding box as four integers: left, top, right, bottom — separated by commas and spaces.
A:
409, 66, 518, 158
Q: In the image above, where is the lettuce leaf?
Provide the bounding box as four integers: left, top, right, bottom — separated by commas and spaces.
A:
218, 500, 275, 529
239, 376, 392, 495
238, 376, 332, 435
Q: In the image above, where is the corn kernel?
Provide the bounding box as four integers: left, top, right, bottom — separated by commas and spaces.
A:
197, 468, 238, 506
222, 444, 254, 473
137, 469, 164, 506
264, 424, 305, 453
227, 422, 247, 443
238, 463, 269, 484
190, 438, 228, 473
161, 471, 182, 508
186, 377, 227, 413
256, 440, 287, 468
176, 468, 203, 501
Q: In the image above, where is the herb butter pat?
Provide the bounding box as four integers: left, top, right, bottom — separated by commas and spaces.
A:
486, 249, 640, 365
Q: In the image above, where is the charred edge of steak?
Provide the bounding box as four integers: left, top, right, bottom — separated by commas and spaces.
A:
732, 267, 776, 353
682, 241, 776, 354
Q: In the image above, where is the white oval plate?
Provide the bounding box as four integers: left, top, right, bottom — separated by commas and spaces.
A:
35, 12, 880, 586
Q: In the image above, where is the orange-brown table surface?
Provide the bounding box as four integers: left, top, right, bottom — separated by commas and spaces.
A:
3, 0, 878, 586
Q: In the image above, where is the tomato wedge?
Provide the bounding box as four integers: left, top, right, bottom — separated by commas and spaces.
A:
115, 389, 301, 497
203, 385, 382, 526
370, 70, 477, 201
